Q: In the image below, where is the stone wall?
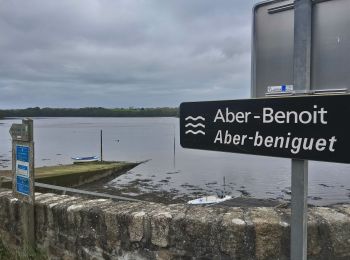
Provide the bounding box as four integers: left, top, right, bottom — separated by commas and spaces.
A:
0, 189, 349, 259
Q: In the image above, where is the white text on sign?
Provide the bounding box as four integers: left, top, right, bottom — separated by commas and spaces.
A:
214, 106, 328, 124
213, 105, 337, 155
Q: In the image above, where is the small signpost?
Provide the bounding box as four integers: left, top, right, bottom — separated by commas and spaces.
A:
9, 119, 35, 249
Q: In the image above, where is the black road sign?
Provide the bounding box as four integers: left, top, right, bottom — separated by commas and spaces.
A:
180, 94, 350, 163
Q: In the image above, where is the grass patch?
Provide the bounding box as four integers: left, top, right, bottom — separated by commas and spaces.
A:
0, 161, 138, 188
0, 240, 11, 259
0, 240, 47, 260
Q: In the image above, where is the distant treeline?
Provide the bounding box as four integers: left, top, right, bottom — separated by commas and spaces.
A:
0, 107, 179, 118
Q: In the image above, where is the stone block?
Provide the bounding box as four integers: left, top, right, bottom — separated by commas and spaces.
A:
312, 207, 350, 258
129, 211, 145, 242
250, 207, 283, 259
220, 208, 246, 258
151, 212, 172, 247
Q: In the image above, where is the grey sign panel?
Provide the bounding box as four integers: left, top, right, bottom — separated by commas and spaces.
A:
252, 0, 350, 98
312, 0, 350, 90
9, 124, 29, 141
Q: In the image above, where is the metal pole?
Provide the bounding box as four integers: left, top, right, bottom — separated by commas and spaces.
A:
293, 0, 312, 92
100, 130, 103, 162
291, 0, 312, 259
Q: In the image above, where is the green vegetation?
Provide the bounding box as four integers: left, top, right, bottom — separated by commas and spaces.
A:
0, 161, 138, 188
0, 107, 179, 118
36, 161, 131, 178
0, 240, 11, 259
0, 240, 47, 260
0, 161, 133, 178
34, 161, 138, 187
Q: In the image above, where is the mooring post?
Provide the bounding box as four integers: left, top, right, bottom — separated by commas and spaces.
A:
100, 129, 103, 162
291, 0, 312, 259
173, 125, 176, 168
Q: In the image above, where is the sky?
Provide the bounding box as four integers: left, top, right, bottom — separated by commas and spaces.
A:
0, 0, 257, 108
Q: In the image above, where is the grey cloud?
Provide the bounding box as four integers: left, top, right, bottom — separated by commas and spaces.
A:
0, 0, 253, 108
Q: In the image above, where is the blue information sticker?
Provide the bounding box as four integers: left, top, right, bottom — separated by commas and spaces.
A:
18, 164, 28, 171
16, 145, 29, 162
16, 175, 30, 196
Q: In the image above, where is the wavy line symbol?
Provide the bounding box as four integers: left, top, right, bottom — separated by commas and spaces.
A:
184, 115, 206, 135
185, 116, 205, 121
185, 130, 205, 135
185, 123, 205, 128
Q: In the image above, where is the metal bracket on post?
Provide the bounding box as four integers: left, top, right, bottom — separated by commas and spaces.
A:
291, 0, 312, 259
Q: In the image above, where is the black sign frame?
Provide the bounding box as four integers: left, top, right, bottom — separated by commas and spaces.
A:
180, 94, 350, 164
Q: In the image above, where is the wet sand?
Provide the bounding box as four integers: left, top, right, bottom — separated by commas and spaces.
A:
78, 173, 282, 207
1, 160, 346, 207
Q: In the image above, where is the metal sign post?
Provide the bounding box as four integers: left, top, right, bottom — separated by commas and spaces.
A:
251, 0, 350, 258
180, 0, 349, 258
291, 0, 312, 259
9, 118, 35, 250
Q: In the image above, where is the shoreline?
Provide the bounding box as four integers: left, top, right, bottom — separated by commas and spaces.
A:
1, 161, 348, 207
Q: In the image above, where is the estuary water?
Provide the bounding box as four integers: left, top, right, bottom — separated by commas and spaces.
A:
0, 117, 349, 205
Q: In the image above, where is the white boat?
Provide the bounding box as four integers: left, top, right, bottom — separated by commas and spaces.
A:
71, 156, 99, 163
188, 176, 232, 205
187, 195, 232, 205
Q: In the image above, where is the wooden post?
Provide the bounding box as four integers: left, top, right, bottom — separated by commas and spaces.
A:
10, 118, 35, 251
